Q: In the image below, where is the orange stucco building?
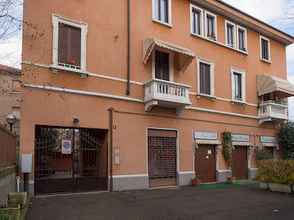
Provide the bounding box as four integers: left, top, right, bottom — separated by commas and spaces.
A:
21, 0, 294, 194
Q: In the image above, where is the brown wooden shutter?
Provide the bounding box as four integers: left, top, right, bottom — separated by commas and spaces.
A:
200, 62, 211, 95
58, 23, 68, 65
58, 23, 82, 68
70, 26, 81, 67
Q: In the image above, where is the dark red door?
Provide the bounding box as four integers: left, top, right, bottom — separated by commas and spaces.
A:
195, 145, 216, 183
232, 146, 248, 180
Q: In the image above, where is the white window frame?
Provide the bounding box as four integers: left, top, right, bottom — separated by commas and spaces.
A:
52, 15, 88, 72
152, 0, 172, 27
197, 59, 215, 97
260, 35, 271, 63
152, 49, 174, 82
225, 20, 236, 48
231, 68, 246, 103
204, 11, 217, 41
237, 25, 248, 52
190, 4, 204, 37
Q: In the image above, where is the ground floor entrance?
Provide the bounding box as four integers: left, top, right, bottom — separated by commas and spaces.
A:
195, 145, 216, 183
232, 146, 248, 180
265, 147, 274, 159
148, 129, 177, 188
34, 126, 108, 194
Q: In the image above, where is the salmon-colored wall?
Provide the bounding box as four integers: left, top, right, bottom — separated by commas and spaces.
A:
21, 0, 289, 177
22, 0, 288, 111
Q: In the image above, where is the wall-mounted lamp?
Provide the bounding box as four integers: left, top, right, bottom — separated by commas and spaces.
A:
73, 117, 80, 125
6, 113, 16, 132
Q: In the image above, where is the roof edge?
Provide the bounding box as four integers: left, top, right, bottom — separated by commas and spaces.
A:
216, 0, 294, 43
193, 0, 294, 45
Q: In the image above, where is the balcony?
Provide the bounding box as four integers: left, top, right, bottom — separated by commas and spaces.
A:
258, 101, 288, 123
144, 79, 191, 112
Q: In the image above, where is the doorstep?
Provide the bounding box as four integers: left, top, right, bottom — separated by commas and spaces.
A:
149, 178, 177, 188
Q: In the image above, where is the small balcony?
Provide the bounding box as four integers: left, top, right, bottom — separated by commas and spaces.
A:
258, 101, 288, 123
144, 79, 191, 112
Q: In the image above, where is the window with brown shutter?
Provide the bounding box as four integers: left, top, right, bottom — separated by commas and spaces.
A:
199, 62, 212, 95
58, 23, 82, 69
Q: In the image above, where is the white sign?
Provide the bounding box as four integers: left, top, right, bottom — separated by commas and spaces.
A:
260, 136, 277, 144
232, 134, 249, 142
21, 154, 32, 173
62, 140, 72, 154
194, 132, 218, 140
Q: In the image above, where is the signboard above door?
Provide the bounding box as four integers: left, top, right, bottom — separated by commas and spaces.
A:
232, 134, 250, 142
260, 136, 277, 144
194, 131, 218, 140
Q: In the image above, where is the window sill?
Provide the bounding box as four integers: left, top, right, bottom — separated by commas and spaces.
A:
196, 93, 216, 100
152, 19, 172, 28
191, 33, 248, 56
260, 58, 272, 64
231, 99, 246, 105
50, 64, 88, 77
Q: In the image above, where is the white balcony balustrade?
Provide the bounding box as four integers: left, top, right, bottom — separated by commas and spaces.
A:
258, 101, 288, 123
144, 79, 191, 112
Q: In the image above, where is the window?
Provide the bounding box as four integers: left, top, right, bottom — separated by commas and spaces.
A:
231, 69, 246, 102
225, 21, 247, 51
198, 60, 214, 96
58, 23, 81, 68
225, 21, 236, 48
260, 36, 271, 62
205, 12, 217, 40
190, 5, 203, 36
237, 26, 247, 51
154, 51, 170, 81
52, 15, 88, 71
153, 0, 171, 25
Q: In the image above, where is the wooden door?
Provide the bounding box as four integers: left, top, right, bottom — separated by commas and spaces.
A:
148, 129, 177, 187
195, 145, 216, 183
265, 147, 274, 159
232, 146, 248, 180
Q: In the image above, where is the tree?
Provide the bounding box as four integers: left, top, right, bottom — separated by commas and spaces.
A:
0, 0, 22, 40
278, 122, 294, 159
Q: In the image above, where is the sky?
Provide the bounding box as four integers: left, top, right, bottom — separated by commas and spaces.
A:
0, 0, 293, 119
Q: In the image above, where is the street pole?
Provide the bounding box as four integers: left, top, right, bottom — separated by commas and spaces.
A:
9, 123, 13, 132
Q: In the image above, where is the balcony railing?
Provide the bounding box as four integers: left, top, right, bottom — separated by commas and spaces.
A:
258, 101, 288, 122
144, 79, 191, 112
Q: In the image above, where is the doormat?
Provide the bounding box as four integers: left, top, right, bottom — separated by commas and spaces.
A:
197, 181, 258, 190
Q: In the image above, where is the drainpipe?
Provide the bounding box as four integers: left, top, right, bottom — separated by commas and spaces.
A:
126, 0, 131, 95
108, 108, 114, 192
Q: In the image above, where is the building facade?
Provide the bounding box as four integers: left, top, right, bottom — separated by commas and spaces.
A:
21, 0, 294, 194
0, 64, 21, 134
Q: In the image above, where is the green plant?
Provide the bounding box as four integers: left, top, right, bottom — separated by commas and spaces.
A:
255, 149, 273, 161
256, 160, 294, 185
222, 132, 233, 166
278, 122, 294, 160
